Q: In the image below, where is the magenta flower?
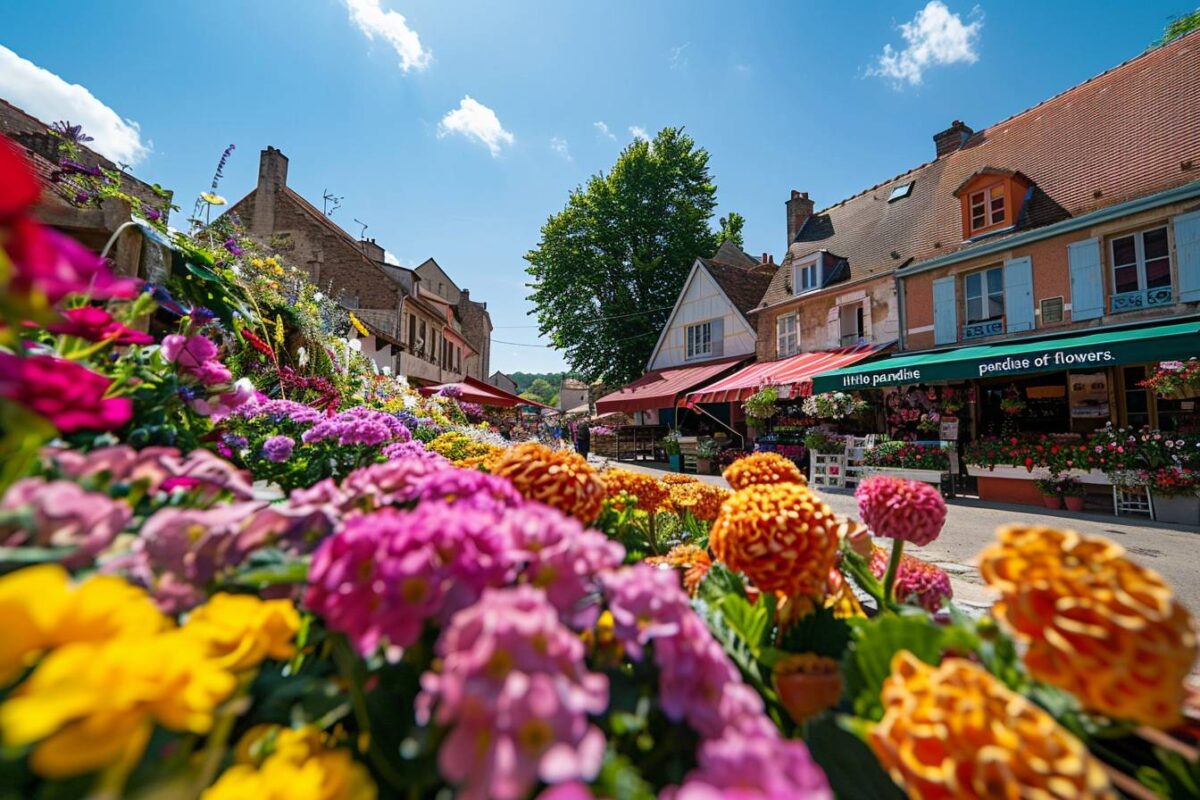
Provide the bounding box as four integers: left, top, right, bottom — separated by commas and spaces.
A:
261, 434, 295, 463
381, 439, 445, 463
161, 333, 219, 368
601, 563, 688, 659
0, 478, 130, 567
301, 407, 411, 447
0, 353, 131, 432
868, 547, 952, 612
47, 306, 154, 345
337, 455, 454, 511
854, 475, 947, 547
420, 586, 608, 800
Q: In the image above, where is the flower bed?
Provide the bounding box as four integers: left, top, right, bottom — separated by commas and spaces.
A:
0, 132, 1197, 799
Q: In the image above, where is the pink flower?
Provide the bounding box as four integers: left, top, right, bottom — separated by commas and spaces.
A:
667, 732, 831, 800
46, 306, 154, 345
420, 586, 608, 800
161, 333, 219, 368
868, 546, 953, 612
0, 478, 130, 567
854, 476, 946, 547
0, 353, 131, 432
601, 563, 689, 659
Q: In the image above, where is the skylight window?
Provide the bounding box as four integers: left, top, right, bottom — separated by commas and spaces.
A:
888, 182, 914, 201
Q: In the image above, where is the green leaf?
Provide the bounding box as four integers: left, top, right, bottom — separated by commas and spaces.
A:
777, 605, 853, 661
0, 546, 76, 568
222, 558, 310, 589
806, 715, 906, 800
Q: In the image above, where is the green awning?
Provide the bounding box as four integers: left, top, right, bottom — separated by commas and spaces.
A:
810, 319, 1200, 392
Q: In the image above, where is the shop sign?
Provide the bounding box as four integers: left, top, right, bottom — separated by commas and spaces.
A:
975, 348, 1116, 378
939, 417, 959, 440
1069, 372, 1109, 418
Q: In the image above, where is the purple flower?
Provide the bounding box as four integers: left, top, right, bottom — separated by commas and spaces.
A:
261, 434, 295, 463
223, 237, 244, 256
381, 439, 444, 462
667, 732, 831, 800
301, 407, 411, 448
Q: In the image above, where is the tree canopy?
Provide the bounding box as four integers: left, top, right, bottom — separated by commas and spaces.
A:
718, 212, 746, 249
525, 127, 719, 385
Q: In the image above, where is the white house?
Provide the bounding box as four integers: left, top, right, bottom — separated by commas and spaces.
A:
646, 241, 776, 371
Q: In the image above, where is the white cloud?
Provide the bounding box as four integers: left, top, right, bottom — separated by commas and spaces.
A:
0, 45, 149, 165
550, 136, 572, 161
344, 0, 432, 73
383, 250, 401, 266
594, 121, 616, 141
870, 1, 982, 87
629, 125, 650, 142
437, 96, 514, 156
669, 43, 690, 71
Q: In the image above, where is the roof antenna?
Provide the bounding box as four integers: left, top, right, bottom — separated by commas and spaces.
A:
353, 218, 369, 240
322, 189, 343, 217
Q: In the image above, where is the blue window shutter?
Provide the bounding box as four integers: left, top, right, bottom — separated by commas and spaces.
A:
710, 318, 725, 357
1175, 210, 1200, 303
933, 276, 957, 345
1068, 238, 1104, 321
1003, 256, 1034, 332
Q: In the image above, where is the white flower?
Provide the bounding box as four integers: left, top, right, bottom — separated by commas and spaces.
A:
347, 338, 363, 352
297, 346, 309, 367
314, 292, 325, 301
382, 366, 392, 376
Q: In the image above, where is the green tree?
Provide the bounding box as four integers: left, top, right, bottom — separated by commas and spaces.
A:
718, 212, 745, 248
526, 127, 719, 384
1152, 7, 1200, 47
524, 378, 556, 404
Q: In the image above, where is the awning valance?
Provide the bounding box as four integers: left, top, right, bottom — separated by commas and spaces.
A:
595, 357, 745, 415
810, 320, 1200, 393
686, 343, 891, 404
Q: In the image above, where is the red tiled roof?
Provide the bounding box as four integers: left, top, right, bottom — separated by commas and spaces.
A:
595, 356, 745, 415
686, 343, 890, 404
760, 29, 1200, 308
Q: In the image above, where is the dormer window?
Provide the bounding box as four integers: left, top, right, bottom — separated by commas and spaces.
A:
969, 184, 1005, 231
792, 255, 823, 295
954, 168, 1031, 240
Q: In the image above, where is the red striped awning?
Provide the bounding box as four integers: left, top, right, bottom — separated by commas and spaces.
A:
595, 357, 745, 415
685, 343, 891, 404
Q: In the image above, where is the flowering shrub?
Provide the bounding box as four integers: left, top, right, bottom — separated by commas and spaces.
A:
862, 441, 949, 471
1141, 358, 1200, 397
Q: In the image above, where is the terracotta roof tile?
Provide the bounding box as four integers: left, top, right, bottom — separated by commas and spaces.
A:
760, 29, 1200, 308
703, 259, 775, 317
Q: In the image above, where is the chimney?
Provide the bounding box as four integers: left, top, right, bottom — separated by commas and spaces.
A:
253, 146, 289, 236
359, 237, 385, 262
786, 190, 814, 245
933, 120, 973, 158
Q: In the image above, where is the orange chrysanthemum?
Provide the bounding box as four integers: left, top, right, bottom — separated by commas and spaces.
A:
453, 446, 505, 472
659, 473, 699, 486
668, 482, 731, 522
644, 544, 714, 597
708, 482, 837, 598
490, 443, 605, 522
722, 452, 805, 490
979, 525, 1197, 728
871, 651, 1113, 799
600, 468, 670, 513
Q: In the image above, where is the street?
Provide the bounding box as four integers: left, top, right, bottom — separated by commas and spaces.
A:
613, 462, 1200, 615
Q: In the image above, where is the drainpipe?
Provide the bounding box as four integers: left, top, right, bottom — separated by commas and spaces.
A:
894, 268, 908, 351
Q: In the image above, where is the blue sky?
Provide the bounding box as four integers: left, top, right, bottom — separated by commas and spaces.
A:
0, 1, 1188, 373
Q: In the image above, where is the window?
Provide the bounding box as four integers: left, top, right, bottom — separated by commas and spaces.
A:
1110, 227, 1171, 296
964, 267, 1004, 323
1123, 366, 1151, 429
968, 184, 1006, 231
776, 313, 798, 357
685, 321, 713, 360
839, 303, 865, 346
793, 259, 820, 294
888, 181, 914, 202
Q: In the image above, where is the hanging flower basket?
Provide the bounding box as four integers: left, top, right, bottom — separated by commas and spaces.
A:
1141, 359, 1200, 399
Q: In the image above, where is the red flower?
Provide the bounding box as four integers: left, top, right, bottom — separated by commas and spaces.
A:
46, 306, 154, 345
0, 353, 131, 432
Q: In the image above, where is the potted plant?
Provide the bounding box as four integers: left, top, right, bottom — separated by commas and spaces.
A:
743, 385, 780, 433
1146, 466, 1200, 525
1059, 477, 1087, 512
1141, 358, 1200, 400
1034, 478, 1063, 509
661, 430, 682, 473
695, 438, 719, 475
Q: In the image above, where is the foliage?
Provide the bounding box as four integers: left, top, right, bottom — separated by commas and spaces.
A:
863, 441, 948, 471
742, 384, 780, 426
716, 211, 745, 248
801, 391, 867, 420
1140, 358, 1200, 397
803, 429, 845, 455
526, 128, 720, 384
1152, 7, 1200, 47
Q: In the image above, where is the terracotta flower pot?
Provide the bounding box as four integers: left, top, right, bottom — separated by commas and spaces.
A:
774, 670, 843, 725
1041, 495, 1063, 510
1063, 495, 1085, 512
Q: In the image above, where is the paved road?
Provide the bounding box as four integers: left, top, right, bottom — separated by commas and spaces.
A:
610, 461, 1200, 615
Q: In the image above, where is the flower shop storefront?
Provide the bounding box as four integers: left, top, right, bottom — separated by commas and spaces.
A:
594, 357, 746, 461
812, 320, 1200, 518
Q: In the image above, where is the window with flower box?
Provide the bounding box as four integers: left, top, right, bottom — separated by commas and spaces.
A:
1109, 227, 1172, 312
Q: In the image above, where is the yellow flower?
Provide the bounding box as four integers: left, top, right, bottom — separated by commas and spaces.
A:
205, 726, 376, 800
668, 482, 730, 522
709, 482, 837, 598
348, 312, 370, 338
183, 593, 300, 672
979, 525, 1197, 728
0, 565, 166, 686
1, 633, 236, 778
199, 192, 227, 206
658, 473, 699, 486
275, 314, 286, 345
601, 468, 670, 513
722, 452, 805, 490
491, 443, 606, 522
870, 651, 1113, 799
